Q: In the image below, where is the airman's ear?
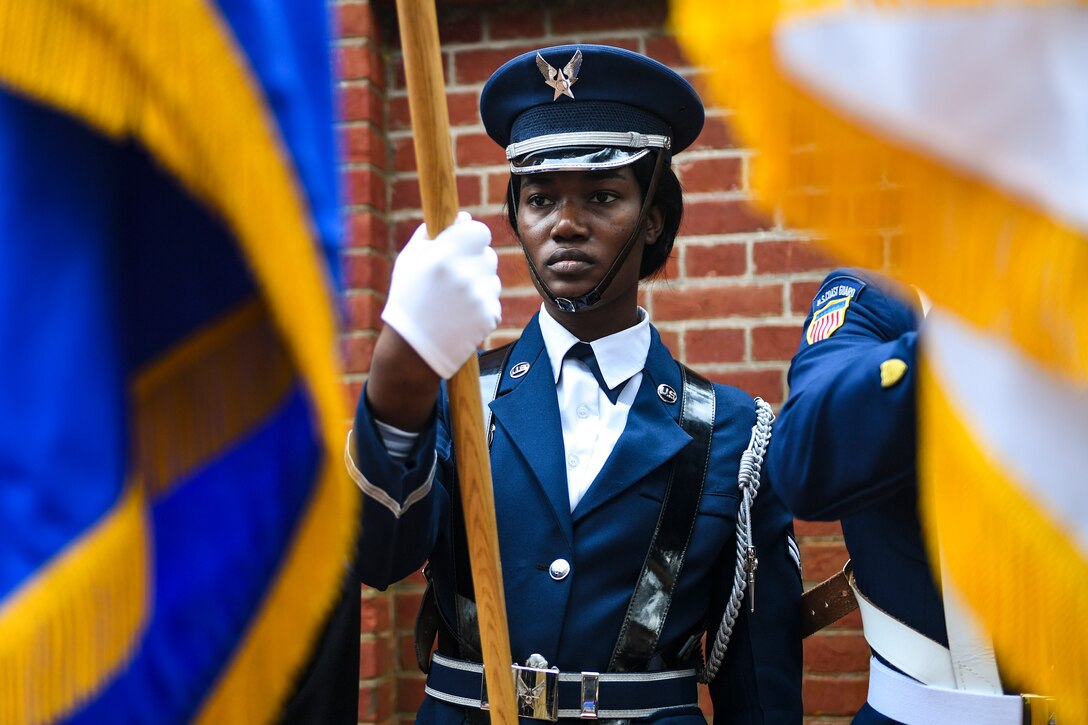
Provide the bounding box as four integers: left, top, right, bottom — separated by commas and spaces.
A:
644, 205, 665, 246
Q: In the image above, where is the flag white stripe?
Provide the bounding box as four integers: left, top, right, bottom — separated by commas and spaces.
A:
925, 310, 1088, 555
775, 4, 1088, 233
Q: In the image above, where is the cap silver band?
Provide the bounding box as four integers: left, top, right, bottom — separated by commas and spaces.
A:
506, 131, 671, 160
509, 148, 653, 175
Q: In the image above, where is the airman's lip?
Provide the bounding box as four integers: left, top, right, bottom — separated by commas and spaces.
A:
546, 248, 593, 266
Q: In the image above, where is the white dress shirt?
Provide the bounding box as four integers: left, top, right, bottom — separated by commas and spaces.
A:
537, 305, 651, 511
374, 307, 652, 513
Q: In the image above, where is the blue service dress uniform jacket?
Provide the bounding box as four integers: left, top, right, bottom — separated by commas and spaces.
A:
767, 269, 959, 723
350, 314, 803, 724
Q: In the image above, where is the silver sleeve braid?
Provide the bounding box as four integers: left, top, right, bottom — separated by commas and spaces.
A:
700, 397, 774, 684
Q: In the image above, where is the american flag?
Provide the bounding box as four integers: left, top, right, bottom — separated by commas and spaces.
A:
806, 297, 851, 345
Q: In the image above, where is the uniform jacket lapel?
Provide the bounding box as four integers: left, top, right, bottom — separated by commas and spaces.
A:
487, 316, 574, 544
572, 328, 692, 522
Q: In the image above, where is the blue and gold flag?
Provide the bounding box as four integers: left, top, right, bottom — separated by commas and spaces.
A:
0, 3, 355, 723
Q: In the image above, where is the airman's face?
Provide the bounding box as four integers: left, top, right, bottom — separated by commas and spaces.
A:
515, 166, 658, 307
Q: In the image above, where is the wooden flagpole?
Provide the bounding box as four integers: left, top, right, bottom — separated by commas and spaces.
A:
394, 2, 517, 722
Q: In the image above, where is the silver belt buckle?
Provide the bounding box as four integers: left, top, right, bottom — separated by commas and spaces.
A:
480, 658, 559, 722
512, 662, 559, 721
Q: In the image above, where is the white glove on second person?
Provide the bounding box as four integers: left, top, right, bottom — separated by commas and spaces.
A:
381, 212, 502, 379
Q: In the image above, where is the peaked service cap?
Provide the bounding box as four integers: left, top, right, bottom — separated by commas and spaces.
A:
480, 44, 704, 175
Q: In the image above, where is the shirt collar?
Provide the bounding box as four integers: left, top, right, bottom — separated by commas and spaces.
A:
538, 304, 652, 389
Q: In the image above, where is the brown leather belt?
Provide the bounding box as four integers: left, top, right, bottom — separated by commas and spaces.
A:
800, 568, 858, 638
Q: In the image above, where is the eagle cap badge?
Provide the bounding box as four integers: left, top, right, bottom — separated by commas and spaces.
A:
536, 49, 582, 100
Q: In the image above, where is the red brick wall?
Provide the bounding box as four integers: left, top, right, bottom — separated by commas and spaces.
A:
334, 1, 866, 722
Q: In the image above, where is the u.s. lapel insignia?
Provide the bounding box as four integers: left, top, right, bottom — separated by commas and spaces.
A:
806, 295, 852, 345
536, 50, 582, 101
657, 384, 678, 404
509, 361, 531, 378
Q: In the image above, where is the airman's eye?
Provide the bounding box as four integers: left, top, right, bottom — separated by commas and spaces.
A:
526, 194, 551, 208
590, 191, 619, 203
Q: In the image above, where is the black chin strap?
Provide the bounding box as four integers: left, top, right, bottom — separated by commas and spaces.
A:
515, 149, 667, 313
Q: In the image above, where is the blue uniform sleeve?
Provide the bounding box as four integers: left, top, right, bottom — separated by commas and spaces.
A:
348, 383, 449, 589
768, 269, 921, 520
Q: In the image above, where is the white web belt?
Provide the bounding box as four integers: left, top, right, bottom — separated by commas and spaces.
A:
868, 657, 1029, 725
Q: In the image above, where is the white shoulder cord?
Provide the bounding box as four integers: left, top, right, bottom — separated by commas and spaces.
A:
701, 397, 774, 684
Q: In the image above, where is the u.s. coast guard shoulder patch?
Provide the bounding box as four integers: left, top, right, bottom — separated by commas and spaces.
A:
805, 274, 867, 345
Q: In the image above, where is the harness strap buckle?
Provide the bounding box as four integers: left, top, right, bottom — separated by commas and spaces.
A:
579, 672, 600, 719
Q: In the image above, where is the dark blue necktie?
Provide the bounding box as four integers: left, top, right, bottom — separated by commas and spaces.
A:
566, 342, 623, 404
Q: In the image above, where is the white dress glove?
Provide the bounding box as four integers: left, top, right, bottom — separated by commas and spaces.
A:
381, 212, 502, 379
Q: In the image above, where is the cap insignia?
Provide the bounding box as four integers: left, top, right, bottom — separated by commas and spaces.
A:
536, 50, 582, 101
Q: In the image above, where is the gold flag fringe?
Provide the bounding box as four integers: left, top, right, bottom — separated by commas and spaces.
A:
0, 1, 354, 721
133, 299, 296, 499
672, 0, 1088, 384
920, 359, 1088, 722
0, 486, 148, 725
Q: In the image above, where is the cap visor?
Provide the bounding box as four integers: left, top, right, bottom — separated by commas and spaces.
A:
510, 147, 651, 175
